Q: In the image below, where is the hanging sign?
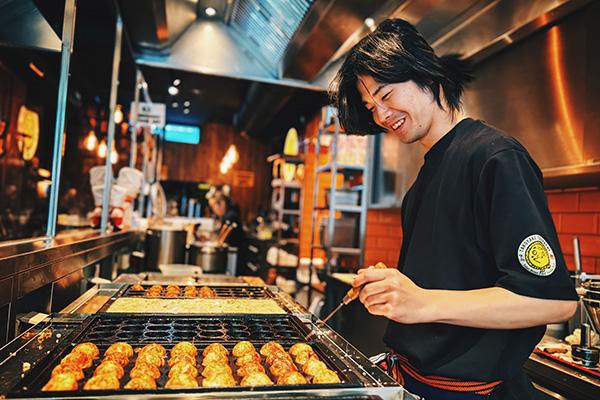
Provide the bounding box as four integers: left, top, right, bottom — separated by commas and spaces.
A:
232, 170, 255, 188
133, 102, 166, 128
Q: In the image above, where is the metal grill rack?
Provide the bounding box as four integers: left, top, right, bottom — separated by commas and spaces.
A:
123, 285, 270, 299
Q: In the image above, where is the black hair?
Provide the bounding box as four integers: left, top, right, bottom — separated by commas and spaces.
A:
330, 18, 474, 135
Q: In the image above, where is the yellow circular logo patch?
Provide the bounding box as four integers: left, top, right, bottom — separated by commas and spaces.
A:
518, 235, 556, 276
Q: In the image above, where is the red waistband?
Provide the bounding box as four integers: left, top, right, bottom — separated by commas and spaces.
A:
379, 352, 503, 395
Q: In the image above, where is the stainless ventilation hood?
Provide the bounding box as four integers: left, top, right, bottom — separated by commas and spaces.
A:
0, 0, 62, 52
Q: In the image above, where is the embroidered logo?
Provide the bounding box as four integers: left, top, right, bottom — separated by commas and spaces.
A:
517, 234, 556, 276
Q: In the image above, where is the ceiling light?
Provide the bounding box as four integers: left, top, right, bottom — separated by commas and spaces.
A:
183, 108, 190, 114
205, 7, 216, 16
84, 130, 98, 151
184, 101, 190, 107
114, 104, 124, 124
173, 79, 181, 86
98, 140, 107, 158
168, 86, 179, 95
172, 102, 179, 108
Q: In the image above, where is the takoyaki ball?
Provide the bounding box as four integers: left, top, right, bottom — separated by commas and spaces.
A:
83, 374, 120, 390
136, 351, 164, 368
277, 371, 308, 385
171, 341, 197, 358
201, 372, 236, 387
183, 291, 196, 298
235, 351, 261, 367
103, 352, 129, 367
259, 341, 285, 357
105, 342, 134, 358
198, 286, 216, 298
149, 285, 163, 291
61, 351, 93, 369
168, 353, 196, 367
202, 343, 228, 357
240, 372, 273, 386
288, 343, 313, 357
42, 373, 79, 391
138, 343, 166, 358
183, 286, 196, 296
72, 342, 100, 359
312, 369, 341, 384
165, 373, 199, 388
266, 350, 292, 365
302, 359, 328, 377
124, 376, 157, 390
165, 291, 179, 298
130, 362, 161, 380
168, 361, 199, 378
236, 362, 265, 377
201, 362, 232, 379
232, 341, 256, 358
51, 363, 85, 381
269, 358, 297, 378
166, 284, 180, 291
130, 284, 145, 291
93, 360, 124, 379
295, 349, 319, 366
202, 351, 228, 366
145, 290, 161, 297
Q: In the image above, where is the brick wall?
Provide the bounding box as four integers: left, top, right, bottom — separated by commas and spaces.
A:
547, 187, 600, 273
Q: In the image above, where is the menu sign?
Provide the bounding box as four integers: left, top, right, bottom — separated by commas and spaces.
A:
134, 102, 166, 128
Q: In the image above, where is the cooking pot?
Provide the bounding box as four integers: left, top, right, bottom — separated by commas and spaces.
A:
189, 242, 228, 273
145, 226, 187, 271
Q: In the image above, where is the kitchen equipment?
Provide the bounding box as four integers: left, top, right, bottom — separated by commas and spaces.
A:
309, 262, 387, 338
571, 323, 600, 367
320, 216, 357, 248
188, 242, 229, 273
144, 226, 187, 271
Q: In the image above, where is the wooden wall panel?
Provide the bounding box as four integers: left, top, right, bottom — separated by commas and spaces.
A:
161, 123, 274, 222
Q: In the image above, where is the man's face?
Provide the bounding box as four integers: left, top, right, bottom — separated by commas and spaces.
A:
209, 198, 226, 217
357, 75, 435, 144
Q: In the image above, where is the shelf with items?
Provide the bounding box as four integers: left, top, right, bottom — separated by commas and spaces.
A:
306, 105, 372, 304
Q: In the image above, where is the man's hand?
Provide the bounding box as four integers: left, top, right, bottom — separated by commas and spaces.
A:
353, 268, 431, 324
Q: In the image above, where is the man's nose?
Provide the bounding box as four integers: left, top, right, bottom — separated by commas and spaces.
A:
375, 103, 391, 124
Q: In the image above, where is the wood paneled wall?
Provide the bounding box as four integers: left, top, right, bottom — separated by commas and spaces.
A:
161, 123, 274, 222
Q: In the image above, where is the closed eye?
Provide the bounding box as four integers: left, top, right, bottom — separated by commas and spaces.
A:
382, 90, 392, 101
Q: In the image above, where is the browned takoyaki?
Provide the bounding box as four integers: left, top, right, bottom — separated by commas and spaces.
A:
171, 342, 197, 358
295, 349, 319, 366
198, 286, 216, 298
236, 362, 265, 377
288, 343, 313, 357
166, 284, 180, 291
72, 342, 100, 359
124, 376, 157, 389
145, 290, 161, 297
235, 351, 261, 367
259, 341, 285, 357
312, 369, 341, 384
105, 342, 134, 358
93, 360, 125, 379
51, 363, 85, 381
202, 343, 228, 357
42, 373, 79, 391
168, 353, 196, 367
103, 352, 129, 367
130, 362, 161, 380
136, 351, 164, 368
165, 373, 199, 388
240, 372, 273, 386
138, 343, 166, 358
202, 351, 228, 366
149, 285, 163, 291
61, 351, 93, 369
168, 361, 199, 378
232, 341, 256, 357
277, 371, 308, 385
201, 372, 236, 387
201, 362, 232, 379
130, 284, 145, 291
266, 350, 292, 366
83, 374, 120, 390
269, 358, 297, 378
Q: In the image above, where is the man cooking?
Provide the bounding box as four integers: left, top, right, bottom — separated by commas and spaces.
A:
331, 19, 578, 399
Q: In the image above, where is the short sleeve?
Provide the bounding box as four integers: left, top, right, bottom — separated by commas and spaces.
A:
475, 149, 577, 301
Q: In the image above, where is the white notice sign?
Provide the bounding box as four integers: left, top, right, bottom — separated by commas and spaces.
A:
134, 102, 166, 128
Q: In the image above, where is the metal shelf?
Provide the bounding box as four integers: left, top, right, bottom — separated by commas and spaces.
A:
317, 163, 364, 173
311, 244, 362, 255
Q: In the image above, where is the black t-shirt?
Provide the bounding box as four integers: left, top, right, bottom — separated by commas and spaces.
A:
383, 118, 577, 395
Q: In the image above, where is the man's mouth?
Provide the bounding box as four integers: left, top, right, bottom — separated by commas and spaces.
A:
390, 117, 406, 131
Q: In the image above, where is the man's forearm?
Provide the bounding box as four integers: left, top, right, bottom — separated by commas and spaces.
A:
424, 287, 577, 329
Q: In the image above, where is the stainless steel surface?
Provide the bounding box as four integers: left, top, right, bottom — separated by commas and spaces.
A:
144, 227, 187, 270
462, 2, 600, 181
101, 15, 123, 233
0, 230, 139, 308
46, 0, 76, 238
129, 70, 142, 168
0, 0, 62, 52
188, 242, 229, 273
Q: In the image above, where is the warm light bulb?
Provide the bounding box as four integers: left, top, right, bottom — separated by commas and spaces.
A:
205, 7, 216, 16
219, 161, 229, 174
98, 140, 107, 158
114, 105, 123, 124
110, 149, 118, 164
84, 130, 98, 151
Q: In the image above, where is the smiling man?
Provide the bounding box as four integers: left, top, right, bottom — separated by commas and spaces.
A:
331, 19, 577, 399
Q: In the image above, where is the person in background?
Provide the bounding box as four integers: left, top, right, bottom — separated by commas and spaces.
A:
331, 18, 577, 399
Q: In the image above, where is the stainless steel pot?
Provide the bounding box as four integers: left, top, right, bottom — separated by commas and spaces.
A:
145, 226, 187, 271
189, 242, 228, 273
